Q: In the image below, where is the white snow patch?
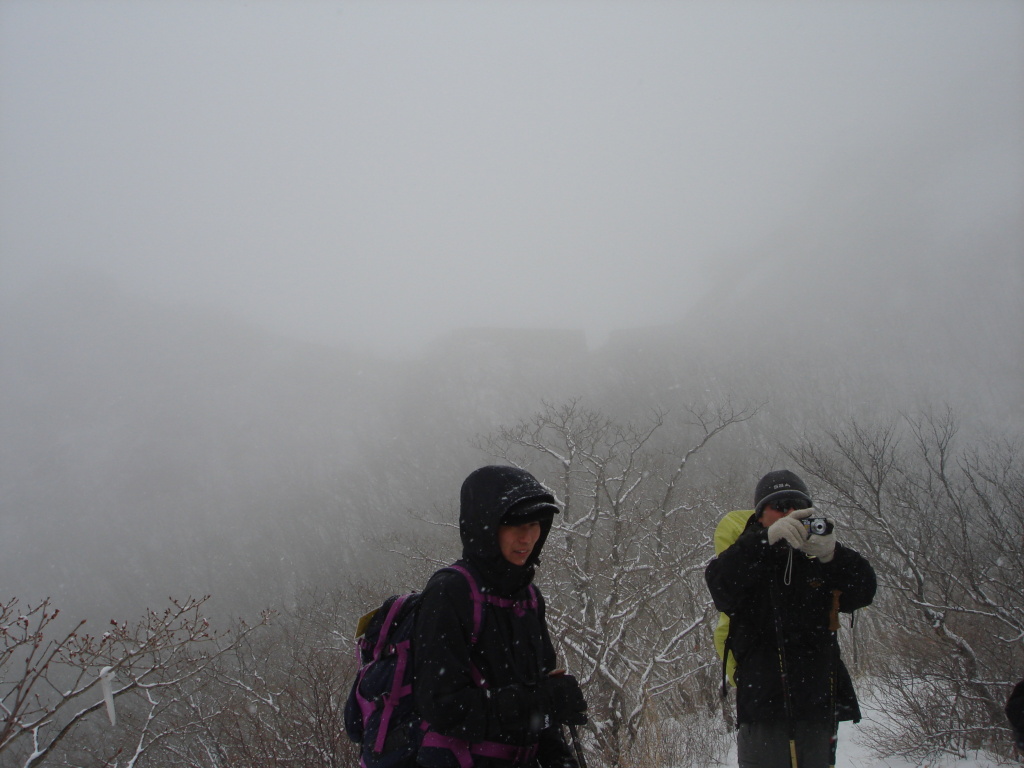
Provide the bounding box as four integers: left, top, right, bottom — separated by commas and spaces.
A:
719, 704, 1009, 768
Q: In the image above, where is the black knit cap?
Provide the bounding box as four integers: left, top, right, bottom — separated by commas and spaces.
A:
754, 469, 812, 516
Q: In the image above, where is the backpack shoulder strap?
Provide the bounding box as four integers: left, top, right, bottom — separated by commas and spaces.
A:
442, 564, 540, 646
444, 563, 485, 645
373, 593, 412, 659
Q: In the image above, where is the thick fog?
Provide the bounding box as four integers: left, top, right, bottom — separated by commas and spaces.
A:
1, 1, 1022, 621
3, 0, 1021, 353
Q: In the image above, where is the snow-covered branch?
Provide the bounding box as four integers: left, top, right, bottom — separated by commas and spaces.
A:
1, 596, 270, 768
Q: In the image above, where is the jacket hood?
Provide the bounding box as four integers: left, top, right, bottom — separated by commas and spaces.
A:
459, 465, 557, 594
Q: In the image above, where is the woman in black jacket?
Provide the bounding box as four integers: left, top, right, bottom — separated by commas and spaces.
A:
414, 465, 586, 768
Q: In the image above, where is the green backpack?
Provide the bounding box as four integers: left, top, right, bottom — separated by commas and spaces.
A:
712, 509, 754, 688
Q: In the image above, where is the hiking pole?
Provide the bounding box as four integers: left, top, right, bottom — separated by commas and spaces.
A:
566, 723, 588, 768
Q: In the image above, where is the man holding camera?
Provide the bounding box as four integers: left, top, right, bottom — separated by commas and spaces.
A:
706, 470, 877, 768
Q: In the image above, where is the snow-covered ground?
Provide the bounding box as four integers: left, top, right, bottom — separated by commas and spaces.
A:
834, 718, 1006, 768
720, 708, 1013, 767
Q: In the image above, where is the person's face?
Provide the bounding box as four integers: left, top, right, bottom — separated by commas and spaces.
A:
759, 498, 807, 528
498, 521, 543, 566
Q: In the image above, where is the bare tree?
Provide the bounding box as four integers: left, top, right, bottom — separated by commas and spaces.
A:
1, 595, 269, 768
149, 588, 363, 768
789, 406, 1024, 760
477, 397, 757, 766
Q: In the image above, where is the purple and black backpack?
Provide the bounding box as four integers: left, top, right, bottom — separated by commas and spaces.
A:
344, 563, 540, 768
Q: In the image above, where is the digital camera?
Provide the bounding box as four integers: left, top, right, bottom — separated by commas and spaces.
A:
802, 517, 834, 536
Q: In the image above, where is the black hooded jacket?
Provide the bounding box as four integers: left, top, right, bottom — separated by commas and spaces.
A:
1007, 678, 1024, 749
414, 466, 575, 768
705, 513, 876, 726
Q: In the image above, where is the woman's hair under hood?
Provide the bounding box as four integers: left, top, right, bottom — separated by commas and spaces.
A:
458, 465, 559, 591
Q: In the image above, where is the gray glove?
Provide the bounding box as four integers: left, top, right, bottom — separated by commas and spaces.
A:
766, 508, 813, 549
801, 515, 836, 563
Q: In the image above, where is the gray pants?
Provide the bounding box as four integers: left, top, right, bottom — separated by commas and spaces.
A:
737, 720, 833, 768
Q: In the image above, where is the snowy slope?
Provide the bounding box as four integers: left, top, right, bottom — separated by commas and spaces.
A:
719, 712, 1011, 768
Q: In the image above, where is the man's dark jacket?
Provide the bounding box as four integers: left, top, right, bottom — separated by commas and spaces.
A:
1007, 678, 1024, 750
705, 513, 877, 726
414, 466, 576, 768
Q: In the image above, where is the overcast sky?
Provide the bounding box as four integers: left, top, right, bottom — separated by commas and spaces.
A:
1, 0, 1021, 355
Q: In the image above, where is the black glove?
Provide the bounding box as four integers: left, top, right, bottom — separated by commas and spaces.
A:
538, 673, 587, 726
490, 684, 536, 732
